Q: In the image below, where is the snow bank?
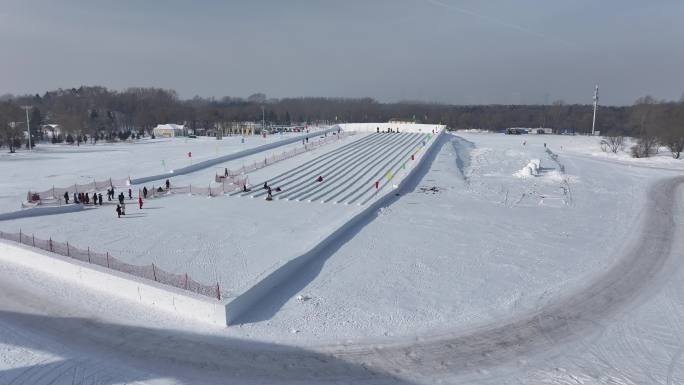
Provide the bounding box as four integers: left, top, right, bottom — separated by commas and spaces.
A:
0, 241, 229, 326
0, 204, 84, 221
514, 159, 541, 178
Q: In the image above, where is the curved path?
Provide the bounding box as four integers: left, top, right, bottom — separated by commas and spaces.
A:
0, 149, 682, 384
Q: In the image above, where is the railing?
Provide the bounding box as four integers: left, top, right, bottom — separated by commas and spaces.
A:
25, 177, 130, 208
0, 230, 221, 300
215, 131, 353, 182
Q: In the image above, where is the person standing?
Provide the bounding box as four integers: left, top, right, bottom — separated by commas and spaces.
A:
116, 204, 121, 218
165, 179, 170, 190
98, 193, 103, 205
143, 186, 148, 199
128, 188, 132, 200
121, 201, 126, 215
63, 191, 69, 204
138, 196, 143, 210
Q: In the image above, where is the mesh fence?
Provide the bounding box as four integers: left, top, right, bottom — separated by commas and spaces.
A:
214, 131, 352, 184
0, 230, 221, 300
138, 177, 246, 201
27, 178, 130, 205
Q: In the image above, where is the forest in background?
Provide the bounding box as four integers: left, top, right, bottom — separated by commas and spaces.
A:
0, 86, 682, 158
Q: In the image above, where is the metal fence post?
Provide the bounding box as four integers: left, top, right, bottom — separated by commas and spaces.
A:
19, 229, 22, 244
152, 263, 157, 281
106, 252, 110, 268
216, 283, 221, 300
87, 247, 91, 263
49, 238, 53, 252
185, 273, 188, 290
32, 234, 35, 247
66, 242, 70, 257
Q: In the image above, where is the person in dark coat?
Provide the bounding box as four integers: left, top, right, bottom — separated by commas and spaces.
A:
74, 192, 79, 204
165, 179, 170, 190
142, 186, 148, 199
263, 181, 268, 190
98, 193, 103, 205
116, 204, 121, 218
64, 191, 69, 204
138, 196, 143, 209
128, 188, 132, 200
118, 192, 124, 204
84, 193, 89, 204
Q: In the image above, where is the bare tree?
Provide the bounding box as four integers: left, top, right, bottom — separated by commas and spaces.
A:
601, 131, 624, 153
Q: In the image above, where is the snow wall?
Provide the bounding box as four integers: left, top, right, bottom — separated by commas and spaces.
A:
337, 123, 443, 134
0, 241, 229, 326
0, 204, 84, 222
225, 125, 445, 324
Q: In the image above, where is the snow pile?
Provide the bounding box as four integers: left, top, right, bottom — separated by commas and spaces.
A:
514, 159, 541, 178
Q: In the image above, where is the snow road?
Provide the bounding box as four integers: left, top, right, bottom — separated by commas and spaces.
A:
0, 141, 682, 384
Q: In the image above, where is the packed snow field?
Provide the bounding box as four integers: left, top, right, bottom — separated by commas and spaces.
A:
0, 128, 683, 384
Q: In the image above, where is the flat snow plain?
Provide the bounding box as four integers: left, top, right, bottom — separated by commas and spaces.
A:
0, 131, 683, 384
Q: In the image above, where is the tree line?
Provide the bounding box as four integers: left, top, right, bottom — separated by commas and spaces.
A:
0, 86, 682, 157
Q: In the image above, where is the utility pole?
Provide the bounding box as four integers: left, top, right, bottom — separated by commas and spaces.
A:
261, 105, 265, 134
22, 106, 32, 151
591, 84, 599, 136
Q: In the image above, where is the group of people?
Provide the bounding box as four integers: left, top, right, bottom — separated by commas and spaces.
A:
263, 181, 282, 201
377, 127, 400, 133
58, 179, 175, 219
64, 191, 103, 205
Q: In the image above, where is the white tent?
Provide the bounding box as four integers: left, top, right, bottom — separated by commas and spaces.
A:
153, 124, 185, 138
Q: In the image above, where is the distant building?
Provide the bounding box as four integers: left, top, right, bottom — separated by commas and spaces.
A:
153, 124, 185, 138
41, 124, 62, 139
527, 128, 554, 135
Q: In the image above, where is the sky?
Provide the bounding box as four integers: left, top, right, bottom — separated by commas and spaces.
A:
1, 0, 683, 106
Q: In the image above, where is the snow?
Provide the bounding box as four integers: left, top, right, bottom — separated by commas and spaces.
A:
0, 128, 683, 384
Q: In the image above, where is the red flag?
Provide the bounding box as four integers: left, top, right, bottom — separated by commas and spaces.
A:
188, 151, 192, 158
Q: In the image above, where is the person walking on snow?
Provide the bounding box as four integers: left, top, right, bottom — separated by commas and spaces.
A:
121, 201, 126, 215
138, 196, 143, 210
98, 193, 103, 205
128, 188, 132, 200
165, 179, 170, 190
116, 204, 122, 218
142, 186, 148, 199
64, 191, 69, 204
118, 192, 124, 204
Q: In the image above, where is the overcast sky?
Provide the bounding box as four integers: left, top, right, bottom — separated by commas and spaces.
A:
1, 0, 683, 105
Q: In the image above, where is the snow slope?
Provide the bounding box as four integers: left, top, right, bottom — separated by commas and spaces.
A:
0, 130, 683, 384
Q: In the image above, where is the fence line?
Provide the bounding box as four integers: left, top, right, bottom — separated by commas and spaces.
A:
0, 230, 221, 300
215, 131, 352, 182
26, 177, 130, 206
